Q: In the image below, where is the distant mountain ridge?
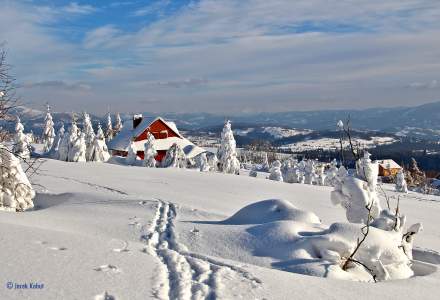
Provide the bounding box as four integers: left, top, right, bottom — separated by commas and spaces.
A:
4, 101, 440, 140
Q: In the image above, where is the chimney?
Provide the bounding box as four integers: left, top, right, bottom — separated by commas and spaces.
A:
133, 114, 143, 129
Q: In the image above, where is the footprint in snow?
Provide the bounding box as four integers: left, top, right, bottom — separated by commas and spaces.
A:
34, 240, 48, 245
93, 264, 121, 273
94, 291, 116, 300
112, 240, 129, 253
48, 246, 67, 251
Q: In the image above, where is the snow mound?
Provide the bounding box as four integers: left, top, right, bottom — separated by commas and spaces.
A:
222, 199, 321, 225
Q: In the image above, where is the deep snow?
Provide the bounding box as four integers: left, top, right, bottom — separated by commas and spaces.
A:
1, 159, 439, 299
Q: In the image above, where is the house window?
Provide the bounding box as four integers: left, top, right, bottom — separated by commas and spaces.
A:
159, 130, 168, 139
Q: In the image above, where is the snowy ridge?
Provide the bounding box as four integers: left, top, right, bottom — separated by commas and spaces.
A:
141, 199, 261, 300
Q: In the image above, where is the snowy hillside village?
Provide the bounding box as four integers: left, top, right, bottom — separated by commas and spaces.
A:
1, 101, 440, 300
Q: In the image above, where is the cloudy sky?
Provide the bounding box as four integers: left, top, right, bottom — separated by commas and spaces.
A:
1, 0, 439, 115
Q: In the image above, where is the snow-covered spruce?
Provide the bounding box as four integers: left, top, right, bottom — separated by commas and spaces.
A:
69, 133, 87, 162
218, 120, 240, 174
261, 152, 270, 172
89, 123, 110, 162
304, 160, 316, 185
114, 113, 123, 135
42, 104, 55, 153
49, 123, 65, 159
161, 143, 187, 168
105, 113, 113, 141
208, 154, 218, 171
395, 169, 408, 193
0, 146, 35, 211
126, 140, 138, 165
82, 112, 95, 161
12, 116, 31, 159
143, 132, 157, 168
324, 159, 339, 186
58, 115, 79, 162
268, 160, 283, 181
197, 152, 210, 172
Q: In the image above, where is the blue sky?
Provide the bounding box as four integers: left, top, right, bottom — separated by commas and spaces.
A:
1, 0, 440, 115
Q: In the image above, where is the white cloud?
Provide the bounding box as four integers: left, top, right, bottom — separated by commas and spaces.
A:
62, 2, 96, 15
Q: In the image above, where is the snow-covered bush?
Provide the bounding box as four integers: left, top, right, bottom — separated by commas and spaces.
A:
249, 166, 258, 177
162, 143, 186, 168
42, 105, 55, 153
268, 160, 283, 181
143, 133, 157, 168
395, 169, 408, 193
82, 112, 95, 161
218, 120, 240, 174
0, 146, 35, 211
57, 116, 79, 162
90, 123, 110, 162
126, 140, 138, 165
105, 113, 113, 141
331, 152, 381, 224
329, 151, 422, 280
12, 117, 31, 159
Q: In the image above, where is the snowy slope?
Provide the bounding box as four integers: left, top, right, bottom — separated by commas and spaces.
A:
1, 160, 439, 299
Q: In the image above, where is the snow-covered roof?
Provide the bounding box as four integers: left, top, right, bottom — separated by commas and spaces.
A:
377, 159, 402, 170
107, 116, 205, 159
108, 116, 182, 151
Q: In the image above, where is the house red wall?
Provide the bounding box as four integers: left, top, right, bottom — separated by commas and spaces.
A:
135, 119, 180, 142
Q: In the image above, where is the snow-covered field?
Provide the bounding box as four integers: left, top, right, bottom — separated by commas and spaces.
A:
1, 159, 440, 299
281, 136, 398, 152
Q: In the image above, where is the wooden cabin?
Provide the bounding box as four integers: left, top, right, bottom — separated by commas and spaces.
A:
377, 159, 402, 177
108, 115, 206, 162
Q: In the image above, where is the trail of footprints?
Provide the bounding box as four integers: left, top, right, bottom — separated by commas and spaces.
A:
142, 199, 261, 300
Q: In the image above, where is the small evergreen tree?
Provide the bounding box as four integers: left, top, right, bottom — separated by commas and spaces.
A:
105, 113, 113, 141
12, 116, 31, 159
218, 120, 240, 174
90, 123, 110, 162
42, 104, 55, 153
114, 113, 123, 134
0, 146, 35, 211
268, 160, 283, 181
126, 140, 138, 165
162, 143, 186, 168
143, 133, 157, 167
82, 112, 95, 161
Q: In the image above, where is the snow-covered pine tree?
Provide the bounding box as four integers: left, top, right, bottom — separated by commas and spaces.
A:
105, 113, 113, 141
114, 113, 123, 135
268, 160, 283, 181
218, 120, 240, 174
208, 154, 218, 171
65, 114, 80, 162
161, 143, 186, 168
143, 132, 157, 168
198, 152, 210, 172
395, 169, 408, 193
261, 152, 270, 172
304, 160, 315, 185
69, 133, 87, 162
12, 116, 31, 159
82, 112, 95, 161
126, 140, 138, 165
49, 123, 65, 159
315, 164, 326, 186
90, 123, 110, 162
42, 104, 55, 153
0, 145, 35, 211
